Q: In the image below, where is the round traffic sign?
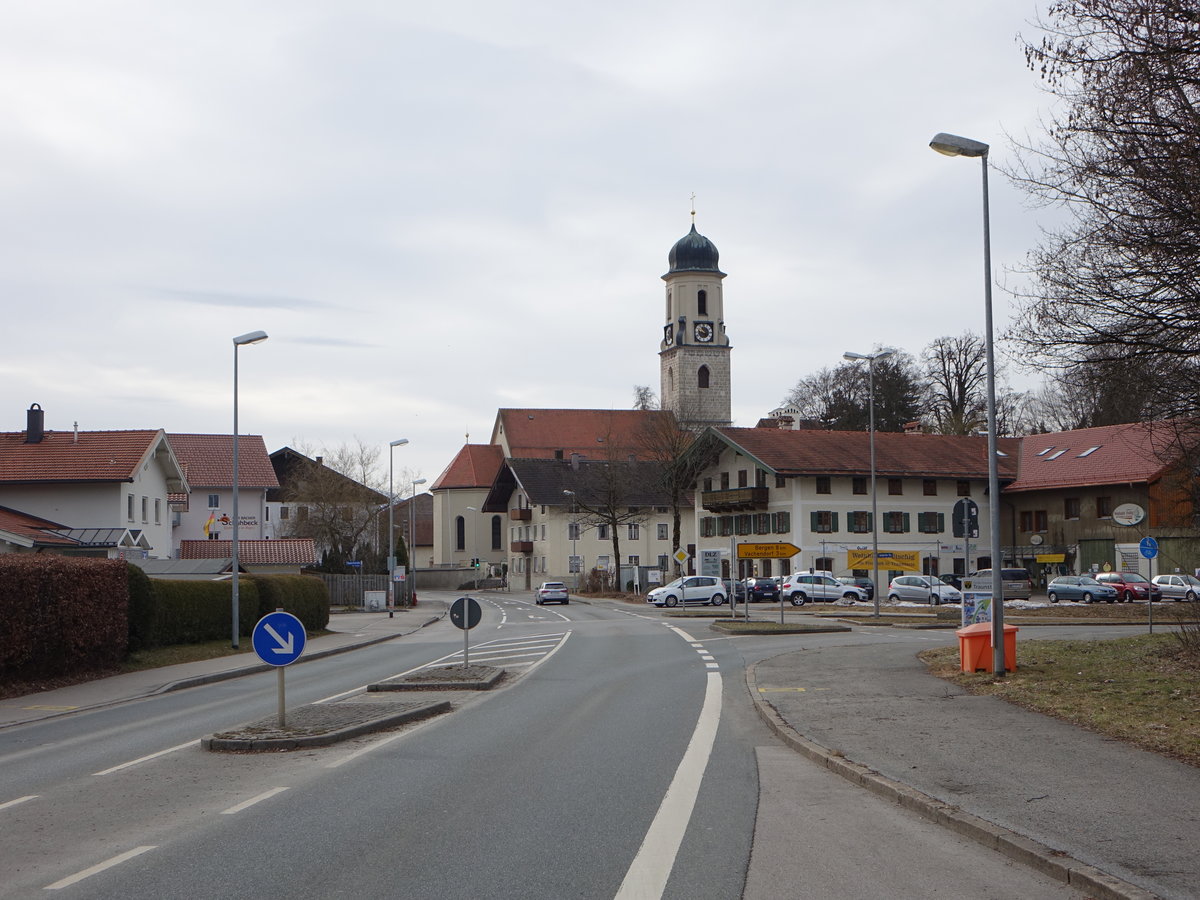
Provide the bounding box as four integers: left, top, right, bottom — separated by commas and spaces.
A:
1139, 536, 1159, 559
251, 611, 307, 667
450, 596, 482, 630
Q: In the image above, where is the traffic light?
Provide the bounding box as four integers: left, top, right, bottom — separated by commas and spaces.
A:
471, 558, 480, 568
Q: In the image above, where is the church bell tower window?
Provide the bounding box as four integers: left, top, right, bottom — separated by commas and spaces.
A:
697, 289, 707, 316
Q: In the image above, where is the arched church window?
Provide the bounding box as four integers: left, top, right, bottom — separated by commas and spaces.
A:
698, 365, 710, 389
666, 289, 672, 319
697, 289, 707, 316
491, 515, 502, 550
455, 516, 465, 551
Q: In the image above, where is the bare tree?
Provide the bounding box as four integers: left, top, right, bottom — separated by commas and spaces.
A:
277, 439, 388, 571
922, 333, 988, 435
632, 385, 658, 410
1009, 0, 1200, 417
634, 408, 703, 576
568, 460, 657, 591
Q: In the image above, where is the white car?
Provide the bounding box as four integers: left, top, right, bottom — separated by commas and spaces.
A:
536, 582, 569, 605
646, 576, 727, 608
781, 572, 867, 606
1151, 574, 1200, 601
887, 575, 963, 605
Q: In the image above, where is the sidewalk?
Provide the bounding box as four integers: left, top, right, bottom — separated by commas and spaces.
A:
0, 602, 448, 730
749, 640, 1197, 900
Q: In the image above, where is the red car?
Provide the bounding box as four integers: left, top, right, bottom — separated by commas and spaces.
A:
1094, 572, 1162, 603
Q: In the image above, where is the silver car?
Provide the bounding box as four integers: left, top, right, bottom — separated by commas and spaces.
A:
781, 573, 867, 606
886, 574, 963, 605
1151, 574, 1200, 601
646, 576, 727, 608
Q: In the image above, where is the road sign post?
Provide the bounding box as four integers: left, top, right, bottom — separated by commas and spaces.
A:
450, 596, 482, 668
251, 610, 307, 728
1140, 537, 1159, 632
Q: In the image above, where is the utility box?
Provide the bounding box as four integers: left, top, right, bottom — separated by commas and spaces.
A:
956, 621, 1018, 672
364, 590, 387, 611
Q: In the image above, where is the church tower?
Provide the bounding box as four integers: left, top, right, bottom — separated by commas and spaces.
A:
659, 219, 732, 429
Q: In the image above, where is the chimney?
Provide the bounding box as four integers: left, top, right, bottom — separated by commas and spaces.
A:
315, 456, 324, 466
903, 421, 922, 434
25, 403, 44, 443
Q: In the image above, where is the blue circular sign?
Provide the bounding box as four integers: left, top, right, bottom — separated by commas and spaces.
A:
1139, 536, 1159, 560
251, 611, 307, 667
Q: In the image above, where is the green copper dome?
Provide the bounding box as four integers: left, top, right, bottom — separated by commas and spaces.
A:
667, 224, 724, 275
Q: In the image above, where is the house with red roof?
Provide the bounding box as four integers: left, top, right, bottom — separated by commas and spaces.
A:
0, 404, 187, 559
168, 433, 279, 551
1004, 422, 1198, 580
689, 425, 1020, 584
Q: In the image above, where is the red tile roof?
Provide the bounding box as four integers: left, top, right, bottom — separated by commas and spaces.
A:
0, 429, 167, 484
430, 444, 505, 491
1006, 423, 1182, 493
168, 434, 279, 489
492, 408, 678, 461
0, 505, 76, 546
713, 427, 1021, 479
179, 539, 316, 565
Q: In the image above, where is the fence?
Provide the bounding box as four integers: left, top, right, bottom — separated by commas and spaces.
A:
309, 572, 393, 608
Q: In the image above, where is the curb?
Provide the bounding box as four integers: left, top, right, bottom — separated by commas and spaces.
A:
745, 660, 1161, 900
368, 666, 506, 692
200, 699, 451, 752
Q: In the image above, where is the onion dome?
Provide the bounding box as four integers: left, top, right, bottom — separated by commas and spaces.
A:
667, 224, 724, 275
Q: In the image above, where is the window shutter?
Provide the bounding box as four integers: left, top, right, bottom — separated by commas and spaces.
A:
902, 512, 910, 533
917, 512, 927, 532
810, 511, 819, 531
831, 512, 839, 532
937, 512, 945, 532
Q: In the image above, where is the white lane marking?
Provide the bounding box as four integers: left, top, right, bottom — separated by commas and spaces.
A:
325, 632, 572, 769
616, 670, 723, 900
44, 845, 156, 890
91, 740, 194, 776
0, 794, 38, 811
221, 786, 289, 815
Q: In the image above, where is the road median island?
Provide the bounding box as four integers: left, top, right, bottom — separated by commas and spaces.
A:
709, 620, 851, 635
368, 664, 506, 691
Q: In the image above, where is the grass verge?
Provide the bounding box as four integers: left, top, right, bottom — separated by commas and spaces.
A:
920, 619, 1200, 767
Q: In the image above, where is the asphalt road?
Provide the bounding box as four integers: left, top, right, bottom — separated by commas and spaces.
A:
0, 593, 1096, 899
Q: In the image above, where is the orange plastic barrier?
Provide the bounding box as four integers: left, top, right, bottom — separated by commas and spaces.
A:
956, 622, 1018, 673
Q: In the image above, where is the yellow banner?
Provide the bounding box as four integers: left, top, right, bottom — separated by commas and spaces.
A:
845, 549, 921, 571
1036, 553, 1066, 563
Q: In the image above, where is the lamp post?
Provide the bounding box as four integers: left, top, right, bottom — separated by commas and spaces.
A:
408, 477, 426, 604
387, 438, 409, 618
563, 489, 578, 590
843, 348, 894, 618
231, 330, 268, 649
930, 131, 1005, 676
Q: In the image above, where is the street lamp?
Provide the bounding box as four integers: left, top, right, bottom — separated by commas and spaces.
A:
387, 438, 410, 618
843, 348, 894, 618
930, 131, 1005, 675
231, 329, 268, 649
408, 477, 427, 604
563, 490, 578, 590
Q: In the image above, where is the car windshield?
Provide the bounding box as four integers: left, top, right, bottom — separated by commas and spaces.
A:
542, 583, 565, 590
1185, 576, 1200, 586
1079, 577, 1101, 585
1122, 573, 1150, 583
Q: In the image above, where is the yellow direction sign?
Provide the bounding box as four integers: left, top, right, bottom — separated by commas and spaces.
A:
846, 549, 921, 571
737, 542, 801, 559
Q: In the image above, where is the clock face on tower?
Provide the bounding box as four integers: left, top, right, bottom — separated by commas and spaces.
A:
663, 323, 674, 346
693, 321, 714, 343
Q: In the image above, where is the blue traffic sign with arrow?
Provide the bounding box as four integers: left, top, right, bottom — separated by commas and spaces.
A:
251, 611, 307, 667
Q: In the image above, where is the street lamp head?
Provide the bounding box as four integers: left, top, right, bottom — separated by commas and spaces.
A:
562, 489, 575, 496
929, 132, 989, 159
843, 347, 896, 363
390, 438, 409, 448
233, 330, 269, 346
412, 477, 426, 486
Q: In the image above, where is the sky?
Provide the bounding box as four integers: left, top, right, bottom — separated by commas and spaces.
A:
1, 0, 1060, 490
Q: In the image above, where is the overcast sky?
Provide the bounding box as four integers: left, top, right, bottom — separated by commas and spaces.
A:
1, 0, 1057, 489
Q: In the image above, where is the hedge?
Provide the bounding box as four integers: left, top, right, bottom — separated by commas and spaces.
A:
0, 555, 128, 679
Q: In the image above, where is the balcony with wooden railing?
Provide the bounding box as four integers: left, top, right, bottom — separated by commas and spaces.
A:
701, 487, 770, 512
510, 540, 534, 553
509, 508, 532, 521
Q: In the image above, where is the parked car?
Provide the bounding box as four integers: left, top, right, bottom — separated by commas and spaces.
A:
781, 572, 867, 606
939, 573, 964, 590
886, 574, 963, 605
1094, 571, 1161, 602
646, 576, 727, 608
839, 576, 874, 601
967, 568, 1034, 600
1046, 575, 1118, 604
536, 582, 570, 605
742, 577, 781, 602
1151, 573, 1200, 601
